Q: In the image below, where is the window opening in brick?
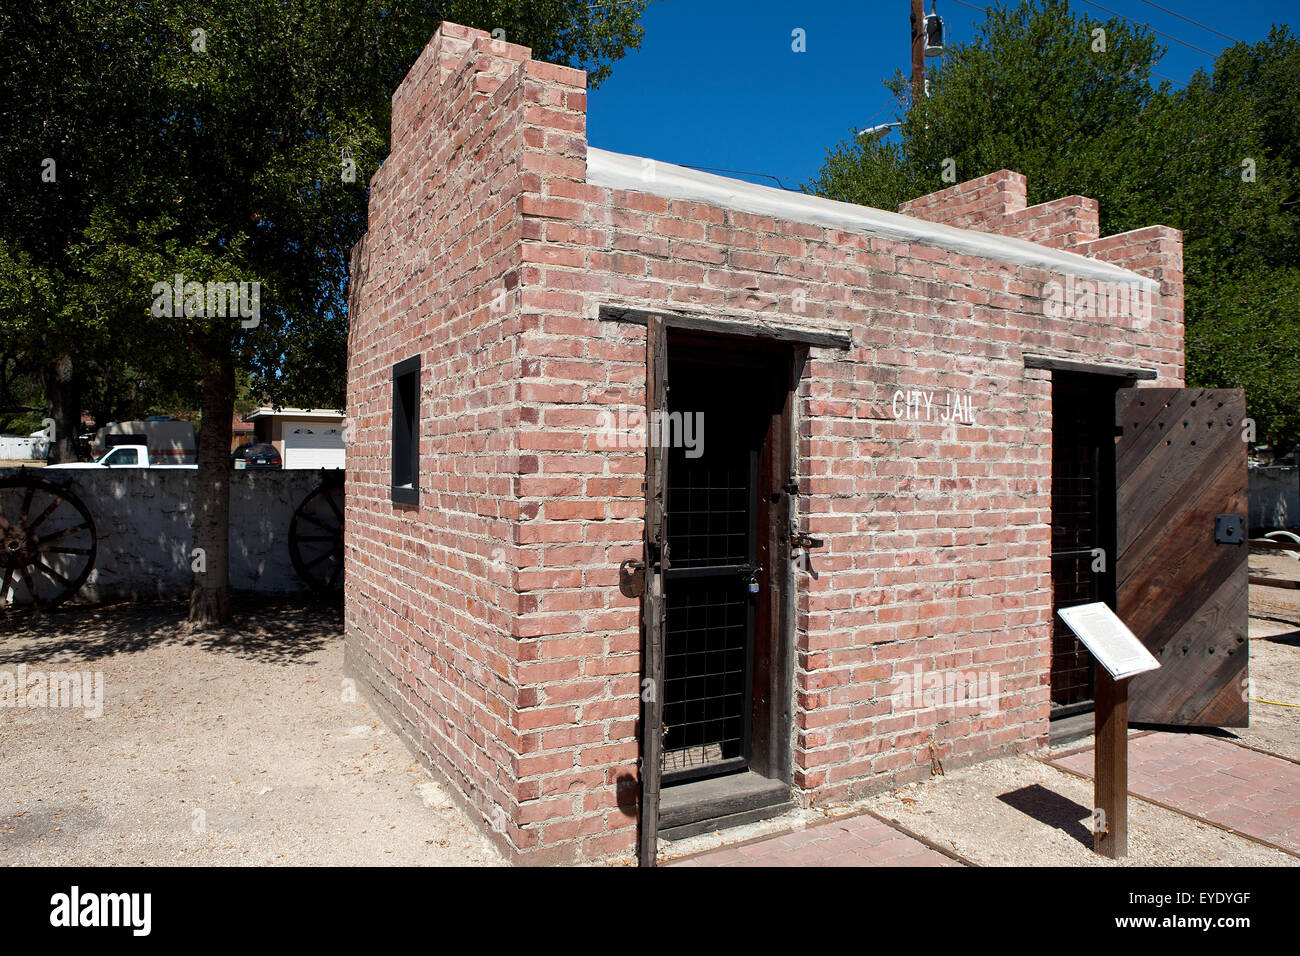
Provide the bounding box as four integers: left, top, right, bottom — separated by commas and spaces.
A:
391, 355, 420, 504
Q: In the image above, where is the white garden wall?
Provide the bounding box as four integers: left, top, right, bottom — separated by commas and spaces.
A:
1, 468, 330, 602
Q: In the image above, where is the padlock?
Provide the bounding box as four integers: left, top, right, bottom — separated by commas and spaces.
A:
747, 566, 762, 594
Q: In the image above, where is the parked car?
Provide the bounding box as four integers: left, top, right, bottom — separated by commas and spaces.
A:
232, 442, 282, 470
46, 444, 194, 469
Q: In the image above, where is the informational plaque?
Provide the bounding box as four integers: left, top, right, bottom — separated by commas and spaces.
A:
1057, 602, 1161, 680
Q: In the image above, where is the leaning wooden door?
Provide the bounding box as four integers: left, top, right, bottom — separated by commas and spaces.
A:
638, 314, 669, 868
1115, 387, 1249, 726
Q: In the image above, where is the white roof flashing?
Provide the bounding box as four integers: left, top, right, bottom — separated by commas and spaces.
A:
243, 407, 344, 423
585, 148, 1159, 293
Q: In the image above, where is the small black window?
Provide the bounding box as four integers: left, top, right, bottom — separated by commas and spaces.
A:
391, 355, 420, 504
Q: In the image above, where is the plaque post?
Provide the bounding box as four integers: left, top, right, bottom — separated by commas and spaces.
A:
1093, 668, 1128, 858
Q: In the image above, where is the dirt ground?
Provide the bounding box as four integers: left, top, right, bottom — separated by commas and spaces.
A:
3, 555, 1297, 867
0, 601, 502, 866
855, 748, 1296, 867
1242, 549, 1300, 760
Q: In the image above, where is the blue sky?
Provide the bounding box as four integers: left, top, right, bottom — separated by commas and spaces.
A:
586, 0, 1295, 190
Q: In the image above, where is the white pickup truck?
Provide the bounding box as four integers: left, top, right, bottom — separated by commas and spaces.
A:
45, 445, 196, 470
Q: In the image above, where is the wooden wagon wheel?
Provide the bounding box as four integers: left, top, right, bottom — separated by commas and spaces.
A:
288, 478, 344, 591
0, 473, 97, 611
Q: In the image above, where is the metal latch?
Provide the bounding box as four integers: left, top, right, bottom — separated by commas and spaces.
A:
619, 559, 646, 598
790, 532, 825, 551
619, 542, 670, 598
1214, 514, 1245, 545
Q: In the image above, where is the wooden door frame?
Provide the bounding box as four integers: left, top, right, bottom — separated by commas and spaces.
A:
637, 324, 803, 862
637, 313, 668, 867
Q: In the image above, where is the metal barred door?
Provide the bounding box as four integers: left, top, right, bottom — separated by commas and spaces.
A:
1115, 387, 1249, 727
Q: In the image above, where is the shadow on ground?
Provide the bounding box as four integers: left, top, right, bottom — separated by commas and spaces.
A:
0, 594, 341, 665
1260, 628, 1300, 647
997, 784, 1094, 848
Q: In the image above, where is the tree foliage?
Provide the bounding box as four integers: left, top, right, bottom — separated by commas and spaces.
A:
809, 0, 1299, 448
0, 0, 647, 618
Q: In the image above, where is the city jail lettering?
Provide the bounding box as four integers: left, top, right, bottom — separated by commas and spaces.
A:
892, 389, 976, 424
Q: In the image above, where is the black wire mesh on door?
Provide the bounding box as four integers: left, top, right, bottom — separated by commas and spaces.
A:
662, 582, 748, 777
1050, 380, 1112, 712
666, 463, 749, 568
662, 445, 754, 782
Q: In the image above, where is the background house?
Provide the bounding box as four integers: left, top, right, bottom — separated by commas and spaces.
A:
242, 408, 345, 469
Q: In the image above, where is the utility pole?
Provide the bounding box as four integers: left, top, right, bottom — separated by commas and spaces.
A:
910, 0, 925, 104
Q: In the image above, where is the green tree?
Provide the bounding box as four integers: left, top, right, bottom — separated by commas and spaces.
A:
1, 0, 647, 621
809, 0, 1300, 447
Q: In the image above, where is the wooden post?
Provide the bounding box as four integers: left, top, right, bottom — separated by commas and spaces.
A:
1093, 668, 1128, 858
637, 313, 668, 869
910, 0, 925, 104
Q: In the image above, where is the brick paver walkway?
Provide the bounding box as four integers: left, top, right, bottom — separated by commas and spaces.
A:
667, 813, 960, 867
1051, 732, 1300, 855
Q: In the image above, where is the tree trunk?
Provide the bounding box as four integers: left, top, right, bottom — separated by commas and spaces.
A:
189, 348, 235, 625
41, 355, 81, 463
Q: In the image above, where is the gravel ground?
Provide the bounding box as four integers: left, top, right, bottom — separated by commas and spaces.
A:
1238, 625, 1300, 761
4, 575, 1296, 868
1242, 550, 1300, 760
0, 600, 502, 866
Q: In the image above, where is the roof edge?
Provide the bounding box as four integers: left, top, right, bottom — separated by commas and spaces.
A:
585, 148, 1159, 293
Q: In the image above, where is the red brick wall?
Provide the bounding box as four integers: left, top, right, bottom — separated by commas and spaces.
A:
344, 22, 537, 858
348, 24, 1185, 864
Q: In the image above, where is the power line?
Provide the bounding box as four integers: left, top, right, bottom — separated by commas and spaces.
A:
1136, 0, 1241, 44
923, 0, 1193, 87
680, 164, 799, 191
944, 0, 1215, 67
858, 95, 901, 134
1074, 0, 1221, 59
939, 0, 1231, 62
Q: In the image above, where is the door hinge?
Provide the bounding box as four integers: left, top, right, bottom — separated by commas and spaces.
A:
1215, 514, 1245, 545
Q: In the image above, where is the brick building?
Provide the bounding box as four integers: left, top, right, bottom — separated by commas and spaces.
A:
343, 23, 1246, 864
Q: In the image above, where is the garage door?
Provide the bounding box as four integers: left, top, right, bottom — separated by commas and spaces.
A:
282, 422, 345, 470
